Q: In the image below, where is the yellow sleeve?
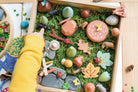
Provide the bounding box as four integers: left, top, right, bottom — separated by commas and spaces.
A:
8, 35, 44, 92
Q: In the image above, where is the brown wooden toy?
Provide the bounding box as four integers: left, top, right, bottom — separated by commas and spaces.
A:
81, 9, 90, 19
85, 83, 95, 92
58, 18, 77, 36
86, 20, 109, 42
73, 56, 83, 67
111, 28, 120, 36
49, 29, 74, 45
102, 42, 115, 50
37, 1, 51, 13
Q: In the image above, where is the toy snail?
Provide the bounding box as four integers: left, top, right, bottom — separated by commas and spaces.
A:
58, 18, 77, 36
61, 59, 73, 68
85, 83, 95, 92
37, 23, 51, 30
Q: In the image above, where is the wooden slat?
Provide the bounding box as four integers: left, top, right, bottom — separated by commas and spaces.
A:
122, 2, 138, 91
0, 0, 35, 3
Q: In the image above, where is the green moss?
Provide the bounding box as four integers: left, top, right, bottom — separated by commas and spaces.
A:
34, 4, 119, 92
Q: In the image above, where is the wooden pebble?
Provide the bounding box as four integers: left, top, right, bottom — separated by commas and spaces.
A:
38, 2, 51, 13
62, 7, 74, 18
61, 20, 77, 36
105, 15, 119, 26
81, 9, 90, 19
111, 28, 120, 36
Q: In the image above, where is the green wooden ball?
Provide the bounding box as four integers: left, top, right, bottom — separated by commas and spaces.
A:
62, 7, 74, 18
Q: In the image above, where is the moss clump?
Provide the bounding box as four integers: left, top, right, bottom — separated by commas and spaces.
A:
34, 4, 119, 92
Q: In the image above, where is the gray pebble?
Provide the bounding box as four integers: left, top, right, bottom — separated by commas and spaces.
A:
105, 15, 119, 26
49, 67, 67, 79
65, 75, 81, 91
43, 40, 56, 59
0, 8, 4, 21
42, 73, 64, 89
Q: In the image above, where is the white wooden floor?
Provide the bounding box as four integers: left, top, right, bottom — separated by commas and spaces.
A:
0, 3, 122, 92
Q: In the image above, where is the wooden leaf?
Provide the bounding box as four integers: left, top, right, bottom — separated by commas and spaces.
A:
78, 39, 91, 54
82, 63, 100, 79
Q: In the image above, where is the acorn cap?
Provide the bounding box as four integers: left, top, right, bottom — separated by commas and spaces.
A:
49, 40, 60, 51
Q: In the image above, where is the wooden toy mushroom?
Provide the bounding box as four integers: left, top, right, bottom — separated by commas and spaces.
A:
85, 83, 95, 92
49, 40, 60, 51
61, 59, 73, 68
58, 18, 77, 36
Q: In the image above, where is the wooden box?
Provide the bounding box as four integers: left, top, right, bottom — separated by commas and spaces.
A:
35, 0, 122, 92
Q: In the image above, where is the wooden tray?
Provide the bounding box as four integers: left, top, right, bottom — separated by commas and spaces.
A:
0, 0, 37, 58
35, 0, 122, 92
0, 5, 13, 58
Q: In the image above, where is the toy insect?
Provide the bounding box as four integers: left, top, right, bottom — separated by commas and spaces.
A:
48, 9, 59, 17
49, 29, 74, 45
126, 65, 134, 72
37, 23, 51, 30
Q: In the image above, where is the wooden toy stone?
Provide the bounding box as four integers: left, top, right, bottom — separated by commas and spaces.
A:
84, 83, 95, 92
105, 15, 119, 26
111, 28, 120, 36
81, 9, 90, 19
65, 75, 81, 91
40, 16, 48, 25
43, 40, 56, 59
0, 8, 4, 21
99, 71, 111, 82
66, 46, 77, 58
62, 7, 74, 18
73, 56, 83, 67
96, 83, 106, 92
49, 67, 67, 79
86, 20, 109, 42
37, 1, 51, 13
41, 73, 64, 89
21, 20, 29, 29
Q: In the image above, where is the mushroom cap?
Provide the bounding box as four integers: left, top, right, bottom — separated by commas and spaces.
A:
49, 40, 60, 51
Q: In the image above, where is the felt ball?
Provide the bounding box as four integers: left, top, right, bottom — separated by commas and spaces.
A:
38, 2, 51, 13
105, 15, 119, 26
62, 7, 74, 18
99, 71, 111, 82
66, 46, 77, 57
40, 16, 48, 25
0, 28, 4, 34
85, 83, 95, 92
21, 21, 29, 29
111, 28, 120, 36
81, 9, 90, 19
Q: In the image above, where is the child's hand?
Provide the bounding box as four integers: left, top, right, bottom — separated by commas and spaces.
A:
28, 28, 44, 39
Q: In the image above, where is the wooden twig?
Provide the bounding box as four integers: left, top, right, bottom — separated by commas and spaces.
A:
49, 29, 74, 45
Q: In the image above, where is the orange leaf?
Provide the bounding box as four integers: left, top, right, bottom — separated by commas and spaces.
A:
82, 63, 100, 79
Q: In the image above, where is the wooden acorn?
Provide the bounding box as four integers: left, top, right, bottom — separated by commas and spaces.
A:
73, 56, 83, 67
85, 83, 95, 92
37, 2, 51, 13
61, 59, 73, 68
62, 7, 74, 18
81, 9, 90, 19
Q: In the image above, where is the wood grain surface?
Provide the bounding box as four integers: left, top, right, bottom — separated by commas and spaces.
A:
122, 2, 138, 92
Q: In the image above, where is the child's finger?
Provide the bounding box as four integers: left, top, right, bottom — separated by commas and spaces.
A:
40, 28, 44, 35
